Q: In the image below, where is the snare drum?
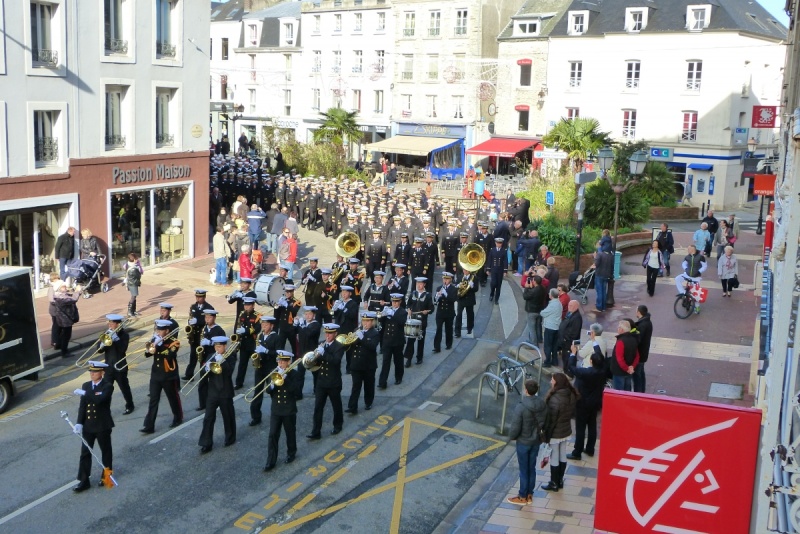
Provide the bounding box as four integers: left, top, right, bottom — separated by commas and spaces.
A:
254, 274, 286, 307
404, 319, 422, 340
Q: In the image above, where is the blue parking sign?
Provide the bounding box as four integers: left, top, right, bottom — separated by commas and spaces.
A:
546, 190, 555, 206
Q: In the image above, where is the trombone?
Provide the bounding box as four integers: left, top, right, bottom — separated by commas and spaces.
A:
115, 327, 180, 370
244, 358, 304, 403
181, 334, 239, 396
75, 320, 133, 368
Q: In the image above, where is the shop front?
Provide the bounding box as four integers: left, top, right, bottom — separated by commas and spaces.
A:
466, 136, 539, 177
0, 151, 209, 289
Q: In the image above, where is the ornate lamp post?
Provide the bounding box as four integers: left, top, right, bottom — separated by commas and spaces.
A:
749, 137, 767, 236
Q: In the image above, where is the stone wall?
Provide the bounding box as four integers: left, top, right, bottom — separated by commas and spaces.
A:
650, 206, 699, 220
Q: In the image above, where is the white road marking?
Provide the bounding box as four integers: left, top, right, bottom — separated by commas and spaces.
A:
0, 394, 72, 423
417, 401, 442, 410
148, 393, 244, 444
0, 481, 75, 526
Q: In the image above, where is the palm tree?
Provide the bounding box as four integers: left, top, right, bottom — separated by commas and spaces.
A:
542, 117, 611, 175
312, 107, 362, 155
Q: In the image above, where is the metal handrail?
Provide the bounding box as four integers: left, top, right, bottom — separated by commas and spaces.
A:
511, 342, 543, 386
476, 372, 509, 435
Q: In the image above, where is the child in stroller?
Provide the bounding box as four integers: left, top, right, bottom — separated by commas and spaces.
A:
65, 255, 109, 298
568, 266, 596, 305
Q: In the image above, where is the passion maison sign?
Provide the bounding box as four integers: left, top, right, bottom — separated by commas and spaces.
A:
111, 163, 192, 185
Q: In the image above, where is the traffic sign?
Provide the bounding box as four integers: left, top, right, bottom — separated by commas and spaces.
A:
574, 171, 597, 184
545, 190, 555, 206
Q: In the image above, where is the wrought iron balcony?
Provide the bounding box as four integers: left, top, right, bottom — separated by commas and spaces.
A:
401, 71, 413, 80
403, 28, 415, 37
35, 137, 58, 162
156, 41, 176, 58
156, 133, 174, 146
105, 38, 129, 54
428, 27, 440, 37
33, 49, 58, 66
427, 71, 438, 80
352, 66, 362, 73
454, 26, 467, 36
686, 80, 701, 91
105, 134, 127, 148
681, 131, 697, 142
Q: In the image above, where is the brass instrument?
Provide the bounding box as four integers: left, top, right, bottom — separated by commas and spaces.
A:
336, 328, 364, 347
457, 244, 486, 297
244, 358, 303, 403
116, 327, 180, 370
250, 351, 262, 369
76, 320, 132, 368
301, 344, 325, 372
334, 231, 361, 259
184, 325, 194, 335
181, 334, 240, 396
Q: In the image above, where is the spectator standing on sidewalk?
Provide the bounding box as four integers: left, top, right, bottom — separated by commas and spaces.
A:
567, 346, 606, 461
592, 247, 614, 313
693, 222, 711, 257
611, 320, 640, 391
541, 288, 562, 367
522, 275, 546, 345
56, 227, 76, 281
634, 305, 653, 393
213, 227, 231, 286
279, 233, 298, 281
655, 223, 674, 276
122, 253, 143, 317
541, 373, 578, 493
53, 281, 81, 358
506, 380, 548, 505
701, 210, 719, 256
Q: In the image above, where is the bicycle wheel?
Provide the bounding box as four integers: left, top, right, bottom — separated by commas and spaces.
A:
673, 294, 693, 319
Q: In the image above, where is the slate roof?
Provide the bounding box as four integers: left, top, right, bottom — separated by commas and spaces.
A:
498, 0, 574, 40
544, 0, 786, 40
243, 1, 303, 20
211, 0, 247, 22
241, 1, 303, 48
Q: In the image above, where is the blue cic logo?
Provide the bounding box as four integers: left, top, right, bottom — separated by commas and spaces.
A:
650, 148, 671, 158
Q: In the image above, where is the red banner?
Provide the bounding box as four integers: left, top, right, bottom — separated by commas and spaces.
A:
753, 173, 776, 196
595, 391, 761, 534
752, 105, 777, 128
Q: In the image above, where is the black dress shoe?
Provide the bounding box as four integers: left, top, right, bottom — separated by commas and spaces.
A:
307, 434, 321, 440
285, 455, 296, 464
584, 451, 595, 457
416, 360, 423, 365
200, 446, 212, 454
234, 385, 243, 390
97, 480, 105, 487
377, 384, 387, 389
182, 376, 192, 381
395, 379, 402, 385
196, 406, 205, 411
248, 419, 261, 427
432, 348, 441, 354
454, 334, 461, 338
123, 406, 134, 415
404, 360, 411, 368
224, 439, 236, 447
466, 330, 472, 335
567, 452, 582, 461
263, 464, 276, 472
139, 428, 155, 434
365, 404, 372, 410
169, 420, 183, 428
72, 481, 91, 493
445, 345, 452, 350
344, 408, 356, 414
331, 428, 341, 435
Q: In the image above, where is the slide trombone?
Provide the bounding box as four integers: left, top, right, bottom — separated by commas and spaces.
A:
115, 327, 180, 370
181, 335, 239, 396
244, 358, 303, 403
75, 320, 132, 368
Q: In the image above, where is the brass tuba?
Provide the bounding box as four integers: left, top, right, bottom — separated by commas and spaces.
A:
457, 244, 486, 297
335, 231, 361, 259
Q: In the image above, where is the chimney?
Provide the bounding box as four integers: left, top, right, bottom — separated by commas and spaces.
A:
243, 0, 253, 12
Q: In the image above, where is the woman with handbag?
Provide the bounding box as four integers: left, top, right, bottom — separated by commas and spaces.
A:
541, 372, 579, 492
642, 240, 666, 297
713, 220, 734, 260
718, 245, 739, 297
53, 281, 81, 358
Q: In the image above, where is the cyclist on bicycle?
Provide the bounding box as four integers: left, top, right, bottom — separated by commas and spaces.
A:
674, 244, 707, 295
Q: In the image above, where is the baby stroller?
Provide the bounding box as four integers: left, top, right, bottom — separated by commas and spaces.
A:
568, 266, 596, 305
65, 255, 109, 299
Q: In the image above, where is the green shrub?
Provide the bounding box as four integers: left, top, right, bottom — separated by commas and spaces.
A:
516, 172, 577, 222
537, 223, 578, 258
583, 179, 649, 229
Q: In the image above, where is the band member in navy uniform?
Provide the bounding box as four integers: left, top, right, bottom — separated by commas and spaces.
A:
264, 350, 302, 471
455, 267, 478, 337
140, 320, 183, 433
405, 277, 434, 366
96, 313, 134, 414
71, 361, 114, 492
199, 336, 237, 453
158, 302, 180, 337
432, 272, 458, 353
332, 285, 359, 372
227, 278, 257, 320
378, 294, 408, 388
342, 258, 365, 304
363, 270, 389, 312
346, 312, 380, 414
234, 296, 261, 389
441, 220, 461, 275
307, 323, 345, 439
296, 305, 321, 396
365, 229, 387, 278
487, 237, 508, 305
185, 289, 215, 381
196, 310, 225, 411
300, 258, 322, 295
387, 263, 409, 305
393, 233, 412, 268
250, 316, 280, 426
423, 232, 439, 293
475, 223, 492, 287
410, 237, 427, 286
275, 285, 301, 356
316, 268, 335, 324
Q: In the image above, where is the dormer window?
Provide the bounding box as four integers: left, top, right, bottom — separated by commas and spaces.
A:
687, 5, 711, 31
248, 24, 258, 45
568, 11, 589, 35
625, 8, 648, 32
515, 19, 540, 36
284, 23, 294, 44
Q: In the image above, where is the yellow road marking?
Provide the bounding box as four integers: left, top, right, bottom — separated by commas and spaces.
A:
390, 415, 412, 534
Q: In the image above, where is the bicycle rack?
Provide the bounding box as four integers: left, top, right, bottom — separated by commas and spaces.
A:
511, 342, 543, 386
476, 372, 509, 435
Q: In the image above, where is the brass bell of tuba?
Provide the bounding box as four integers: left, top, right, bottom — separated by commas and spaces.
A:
458, 243, 486, 273
334, 231, 361, 259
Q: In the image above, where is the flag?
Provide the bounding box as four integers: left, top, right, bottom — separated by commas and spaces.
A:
752, 106, 777, 128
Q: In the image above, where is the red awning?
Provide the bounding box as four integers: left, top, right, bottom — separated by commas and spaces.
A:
517, 58, 532, 65
514, 104, 530, 111
466, 137, 538, 158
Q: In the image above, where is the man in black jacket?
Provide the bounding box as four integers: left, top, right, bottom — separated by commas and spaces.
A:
296, 306, 321, 397
567, 347, 607, 460
140, 320, 183, 434
405, 277, 433, 365
557, 300, 583, 374
250, 316, 280, 426
264, 350, 302, 471
432, 273, 457, 353
346, 312, 380, 413
523, 275, 546, 345
233, 297, 261, 389
71, 361, 115, 492
56, 227, 76, 280
454, 267, 478, 338
379, 295, 408, 387
486, 237, 508, 304
634, 305, 653, 393
198, 336, 237, 453
307, 324, 345, 439
96, 314, 134, 415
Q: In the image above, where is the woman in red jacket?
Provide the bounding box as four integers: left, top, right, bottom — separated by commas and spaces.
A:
239, 244, 255, 280
278, 233, 298, 281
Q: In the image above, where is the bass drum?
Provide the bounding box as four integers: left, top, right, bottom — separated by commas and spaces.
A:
254, 274, 286, 307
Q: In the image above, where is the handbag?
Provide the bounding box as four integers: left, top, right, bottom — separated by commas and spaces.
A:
538, 443, 552, 469
730, 276, 740, 289
728, 235, 737, 245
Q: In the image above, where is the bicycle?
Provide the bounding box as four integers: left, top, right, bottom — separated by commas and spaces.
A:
496, 355, 539, 395
674, 280, 706, 319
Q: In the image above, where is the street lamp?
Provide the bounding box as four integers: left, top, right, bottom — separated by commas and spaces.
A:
604, 148, 648, 307
749, 138, 767, 235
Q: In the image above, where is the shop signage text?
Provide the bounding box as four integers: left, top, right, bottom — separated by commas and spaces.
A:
112, 164, 192, 185
275, 119, 298, 129
397, 123, 467, 139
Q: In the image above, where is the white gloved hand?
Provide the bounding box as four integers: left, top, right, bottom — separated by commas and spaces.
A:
188, 318, 198, 326
106, 329, 115, 335
256, 345, 267, 354
356, 330, 364, 340
469, 281, 474, 288
278, 297, 288, 307
153, 335, 163, 346
204, 362, 211, 372
73, 388, 86, 396
214, 354, 223, 362
200, 338, 211, 346
73, 424, 83, 435
293, 317, 300, 326
236, 327, 246, 335
111, 333, 120, 342
315, 347, 324, 356
309, 276, 316, 283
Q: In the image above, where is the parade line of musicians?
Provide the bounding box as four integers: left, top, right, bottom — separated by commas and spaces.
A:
68, 233, 515, 490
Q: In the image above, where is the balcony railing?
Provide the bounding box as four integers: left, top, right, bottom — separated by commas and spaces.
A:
625, 79, 640, 89
401, 71, 413, 80
331, 66, 341, 74
569, 77, 581, 88
156, 133, 174, 146
686, 79, 701, 91
454, 26, 467, 36
105, 134, 127, 148
621, 127, 636, 139
35, 137, 58, 162
312, 65, 321, 73
373, 64, 385, 74
403, 28, 415, 37
33, 49, 58, 66
681, 131, 697, 142
427, 71, 438, 80
105, 38, 129, 54
428, 27, 440, 37
156, 41, 176, 58
352, 66, 363, 73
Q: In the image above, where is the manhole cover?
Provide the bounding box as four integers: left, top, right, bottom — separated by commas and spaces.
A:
708, 382, 743, 400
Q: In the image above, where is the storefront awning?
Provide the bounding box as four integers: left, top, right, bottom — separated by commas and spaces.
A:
688, 163, 713, 171
466, 137, 538, 158
365, 135, 459, 156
